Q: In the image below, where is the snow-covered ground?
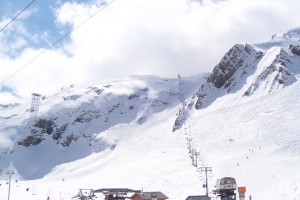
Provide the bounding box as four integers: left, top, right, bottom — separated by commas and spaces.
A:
1, 28, 300, 200
189, 78, 300, 200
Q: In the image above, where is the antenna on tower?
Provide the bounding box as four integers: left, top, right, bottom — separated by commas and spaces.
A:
30, 93, 41, 116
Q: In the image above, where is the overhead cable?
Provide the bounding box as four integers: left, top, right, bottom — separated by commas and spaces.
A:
0, 0, 117, 86
0, 0, 36, 33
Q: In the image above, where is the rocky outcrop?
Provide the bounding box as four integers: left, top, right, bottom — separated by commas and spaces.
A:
173, 108, 188, 132
17, 135, 44, 147
195, 83, 211, 110
173, 41, 300, 131
192, 44, 263, 110
17, 118, 69, 147
208, 44, 263, 88
289, 44, 300, 56
243, 48, 296, 96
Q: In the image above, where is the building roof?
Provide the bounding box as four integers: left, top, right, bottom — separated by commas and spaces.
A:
132, 192, 168, 199
94, 188, 141, 194
186, 196, 211, 200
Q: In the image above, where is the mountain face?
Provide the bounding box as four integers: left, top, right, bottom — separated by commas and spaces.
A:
173, 30, 300, 131
0, 75, 206, 179
197, 38, 300, 106
0, 28, 300, 200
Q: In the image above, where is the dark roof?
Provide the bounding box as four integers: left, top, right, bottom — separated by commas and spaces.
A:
186, 196, 211, 200
132, 192, 168, 199
94, 188, 141, 194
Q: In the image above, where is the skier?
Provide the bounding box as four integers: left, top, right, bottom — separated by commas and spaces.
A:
249, 194, 252, 200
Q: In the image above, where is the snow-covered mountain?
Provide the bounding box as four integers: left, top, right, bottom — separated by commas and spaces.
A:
0, 75, 206, 179
0, 28, 300, 200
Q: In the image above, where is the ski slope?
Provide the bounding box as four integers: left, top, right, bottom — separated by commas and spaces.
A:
1, 28, 300, 200
0, 78, 299, 200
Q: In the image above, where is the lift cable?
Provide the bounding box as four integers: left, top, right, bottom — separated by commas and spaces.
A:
0, 0, 117, 86
0, 0, 36, 33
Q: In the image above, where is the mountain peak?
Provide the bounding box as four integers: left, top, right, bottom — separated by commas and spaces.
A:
208, 43, 262, 89
243, 46, 298, 96
254, 27, 300, 51
272, 27, 300, 42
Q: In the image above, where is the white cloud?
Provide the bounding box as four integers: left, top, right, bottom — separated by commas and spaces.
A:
1, 0, 300, 103
0, 92, 20, 104
0, 129, 16, 150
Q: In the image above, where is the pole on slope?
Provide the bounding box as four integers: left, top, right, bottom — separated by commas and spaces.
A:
187, 138, 192, 153
194, 151, 200, 167
6, 170, 15, 200
199, 167, 212, 196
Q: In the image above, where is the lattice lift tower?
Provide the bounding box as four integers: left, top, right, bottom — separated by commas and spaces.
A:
31, 93, 41, 116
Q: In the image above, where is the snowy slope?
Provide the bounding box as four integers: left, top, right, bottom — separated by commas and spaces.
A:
189, 79, 300, 200
0, 28, 300, 200
0, 75, 206, 179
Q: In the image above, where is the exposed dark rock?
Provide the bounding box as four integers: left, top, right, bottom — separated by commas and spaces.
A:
192, 44, 265, 111
104, 117, 108, 122
172, 107, 190, 132
90, 87, 103, 95
60, 134, 79, 147
52, 124, 68, 140
195, 91, 207, 110
137, 116, 147, 125
243, 48, 295, 96
17, 135, 44, 147
104, 84, 112, 88
18, 118, 70, 147
166, 91, 179, 96
34, 119, 54, 135
243, 90, 250, 96
194, 83, 211, 110
110, 144, 116, 150
289, 44, 300, 56
108, 103, 120, 113
63, 95, 81, 101
208, 44, 262, 88
74, 110, 102, 123
128, 94, 139, 100
143, 87, 149, 92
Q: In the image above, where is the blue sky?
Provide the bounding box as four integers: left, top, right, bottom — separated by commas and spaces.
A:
0, 0, 85, 55
1, 0, 300, 104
